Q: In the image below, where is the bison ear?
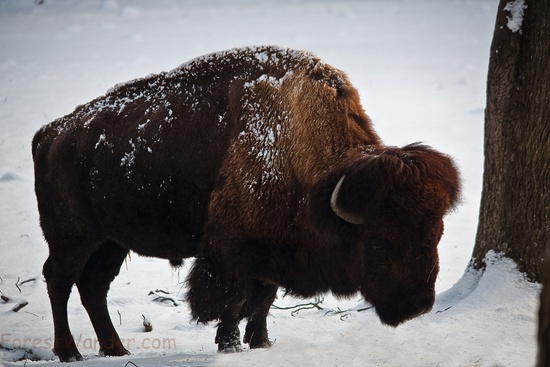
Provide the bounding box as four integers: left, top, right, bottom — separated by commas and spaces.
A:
332, 156, 397, 219
389, 143, 462, 216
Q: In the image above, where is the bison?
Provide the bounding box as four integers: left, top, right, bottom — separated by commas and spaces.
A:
32, 45, 461, 362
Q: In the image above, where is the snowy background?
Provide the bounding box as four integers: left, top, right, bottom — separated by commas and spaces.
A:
0, 0, 540, 366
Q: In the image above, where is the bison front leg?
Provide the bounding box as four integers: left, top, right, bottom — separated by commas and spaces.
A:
187, 253, 248, 353
215, 280, 278, 351
215, 295, 246, 353
243, 281, 278, 349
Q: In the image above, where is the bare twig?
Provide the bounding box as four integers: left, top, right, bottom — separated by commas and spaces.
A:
272, 297, 372, 320
325, 306, 372, 316
148, 289, 180, 306
1, 295, 10, 303
271, 297, 324, 316
355, 307, 373, 312
151, 296, 179, 307
13, 277, 36, 294
117, 310, 122, 326
327, 309, 348, 320
271, 302, 315, 311
13, 302, 29, 312
18, 278, 36, 286
148, 289, 169, 295
435, 306, 452, 314
324, 306, 373, 321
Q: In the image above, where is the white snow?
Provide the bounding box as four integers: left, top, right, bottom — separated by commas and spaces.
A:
120, 139, 137, 170
504, 0, 527, 33
0, 0, 540, 366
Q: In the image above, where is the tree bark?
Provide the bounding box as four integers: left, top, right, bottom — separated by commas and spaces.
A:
472, 0, 550, 282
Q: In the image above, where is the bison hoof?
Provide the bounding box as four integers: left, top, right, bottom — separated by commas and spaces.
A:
249, 339, 272, 349
99, 346, 130, 357
217, 341, 242, 354
244, 327, 271, 349
245, 333, 272, 349
55, 350, 84, 363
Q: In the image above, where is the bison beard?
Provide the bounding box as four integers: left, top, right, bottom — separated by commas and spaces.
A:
32, 46, 461, 361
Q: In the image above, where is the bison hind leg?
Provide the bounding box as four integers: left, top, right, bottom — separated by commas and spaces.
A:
43, 256, 85, 362
76, 241, 130, 357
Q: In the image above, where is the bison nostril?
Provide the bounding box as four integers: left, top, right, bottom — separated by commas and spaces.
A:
407, 290, 435, 313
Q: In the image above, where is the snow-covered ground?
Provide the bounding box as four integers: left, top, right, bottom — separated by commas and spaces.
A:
0, 0, 540, 366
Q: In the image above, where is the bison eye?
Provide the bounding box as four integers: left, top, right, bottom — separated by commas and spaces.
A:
368, 238, 389, 250
366, 238, 393, 259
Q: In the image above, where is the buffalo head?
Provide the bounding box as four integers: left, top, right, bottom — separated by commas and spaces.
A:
310, 143, 461, 326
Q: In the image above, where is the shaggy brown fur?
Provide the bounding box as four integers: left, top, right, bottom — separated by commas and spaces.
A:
32, 46, 461, 361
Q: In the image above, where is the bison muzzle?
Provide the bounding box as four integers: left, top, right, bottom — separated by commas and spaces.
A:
32, 45, 461, 361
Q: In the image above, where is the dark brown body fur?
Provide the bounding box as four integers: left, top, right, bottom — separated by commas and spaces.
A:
32, 46, 460, 361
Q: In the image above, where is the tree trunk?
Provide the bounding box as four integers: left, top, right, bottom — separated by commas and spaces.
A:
472, 0, 550, 282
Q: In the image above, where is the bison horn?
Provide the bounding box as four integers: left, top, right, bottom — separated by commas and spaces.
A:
330, 175, 364, 225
